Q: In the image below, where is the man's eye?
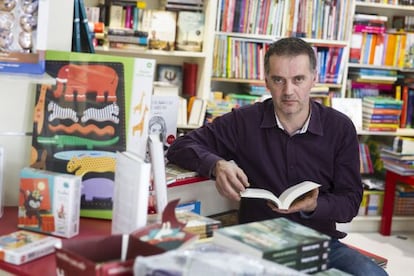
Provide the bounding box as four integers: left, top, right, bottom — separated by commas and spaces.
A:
294, 76, 305, 83
273, 78, 284, 84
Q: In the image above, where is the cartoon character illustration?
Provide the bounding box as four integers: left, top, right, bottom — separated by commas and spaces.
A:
20, 188, 44, 228
66, 156, 116, 176
52, 64, 119, 102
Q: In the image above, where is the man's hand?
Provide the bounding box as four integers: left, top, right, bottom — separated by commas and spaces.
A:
268, 188, 319, 214
213, 160, 249, 201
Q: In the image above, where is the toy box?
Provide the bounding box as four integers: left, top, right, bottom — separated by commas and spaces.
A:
55, 199, 194, 276
18, 167, 82, 238
55, 234, 165, 276
0, 0, 48, 74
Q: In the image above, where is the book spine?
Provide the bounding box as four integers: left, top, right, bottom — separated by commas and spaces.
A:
263, 241, 330, 260
353, 24, 386, 33
72, 0, 81, 52
107, 35, 148, 45
183, 62, 198, 98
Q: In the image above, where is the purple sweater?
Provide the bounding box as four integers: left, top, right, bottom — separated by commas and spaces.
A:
167, 98, 362, 238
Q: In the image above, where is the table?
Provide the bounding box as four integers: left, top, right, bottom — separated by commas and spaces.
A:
0, 206, 111, 276
380, 170, 414, 236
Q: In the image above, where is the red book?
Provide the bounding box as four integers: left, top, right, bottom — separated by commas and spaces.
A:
182, 62, 198, 98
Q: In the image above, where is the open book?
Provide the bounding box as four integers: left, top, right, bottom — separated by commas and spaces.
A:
240, 181, 321, 210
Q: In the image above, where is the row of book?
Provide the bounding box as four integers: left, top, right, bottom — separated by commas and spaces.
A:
216, 0, 351, 41
87, 4, 205, 52
349, 13, 414, 68
212, 36, 345, 84
360, 143, 374, 174
350, 31, 412, 68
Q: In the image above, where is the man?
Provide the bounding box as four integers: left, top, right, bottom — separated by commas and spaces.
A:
167, 37, 387, 275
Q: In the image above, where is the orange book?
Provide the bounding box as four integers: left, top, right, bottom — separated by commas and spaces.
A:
400, 85, 409, 128
384, 33, 397, 66
368, 34, 377, 65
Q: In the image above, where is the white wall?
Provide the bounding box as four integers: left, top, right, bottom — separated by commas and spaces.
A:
1, 0, 74, 206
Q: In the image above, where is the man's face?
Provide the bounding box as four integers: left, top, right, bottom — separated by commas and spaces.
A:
265, 54, 316, 117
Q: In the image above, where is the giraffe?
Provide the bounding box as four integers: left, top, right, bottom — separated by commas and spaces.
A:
132, 106, 149, 136
33, 84, 51, 134
133, 92, 146, 113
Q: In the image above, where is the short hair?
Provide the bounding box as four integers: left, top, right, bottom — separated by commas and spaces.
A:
264, 37, 317, 75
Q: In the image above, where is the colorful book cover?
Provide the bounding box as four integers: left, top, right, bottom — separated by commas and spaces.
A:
156, 64, 183, 93
176, 11, 205, 52
147, 10, 177, 51
18, 167, 82, 238
149, 95, 179, 151
30, 50, 155, 219
0, 230, 61, 265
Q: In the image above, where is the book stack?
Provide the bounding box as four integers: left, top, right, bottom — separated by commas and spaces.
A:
380, 146, 414, 175
107, 28, 149, 50
362, 96, 403, 131
161, 0, 204, 12
176, 211, 222, 239
212, 217, 331, 274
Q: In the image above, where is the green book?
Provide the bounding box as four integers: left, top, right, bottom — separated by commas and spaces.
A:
212, 217, 330, 262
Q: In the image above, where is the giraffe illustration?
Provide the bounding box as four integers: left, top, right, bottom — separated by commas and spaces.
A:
133, 92, 146, 113
33, 84, 51, 134
132, 106, 149, 136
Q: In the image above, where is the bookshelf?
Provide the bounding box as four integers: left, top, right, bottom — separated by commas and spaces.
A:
344, 1, 414, 233
89, 0, 218, 103
210, 0, 353, 103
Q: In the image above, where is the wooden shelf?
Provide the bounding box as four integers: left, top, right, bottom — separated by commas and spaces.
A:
357, 128, 414, 137
0, 73, 55, 85
95, 46, 207, 58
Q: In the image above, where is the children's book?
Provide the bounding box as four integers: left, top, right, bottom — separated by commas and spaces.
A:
0, 230, 61, 265
30, 51, 155, 220
18, 168, 82, 238
240, 181, 321, 210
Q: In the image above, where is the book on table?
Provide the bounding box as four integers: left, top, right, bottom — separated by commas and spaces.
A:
0, 230, 61, 265
175, 210, 222, 238
212, 217, 330, 273
240, 181, 321, 210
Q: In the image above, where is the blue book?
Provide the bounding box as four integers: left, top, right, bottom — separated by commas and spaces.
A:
72, 0, 81, 52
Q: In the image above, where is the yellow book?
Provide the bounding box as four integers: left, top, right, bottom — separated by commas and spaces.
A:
398, 33, 407, 68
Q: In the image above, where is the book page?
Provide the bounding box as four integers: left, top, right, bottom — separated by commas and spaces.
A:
112, 151, 151, 234
240, 181, 321, 210
278, 181, 321, 209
